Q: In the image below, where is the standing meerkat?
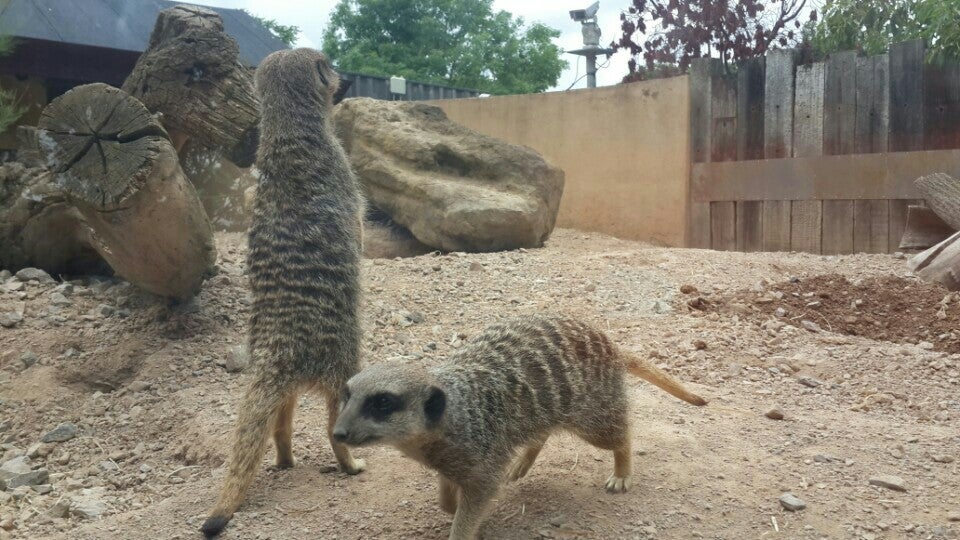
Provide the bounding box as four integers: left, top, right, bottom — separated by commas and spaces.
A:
202, 48, 365, 537
333, 316, 706, 540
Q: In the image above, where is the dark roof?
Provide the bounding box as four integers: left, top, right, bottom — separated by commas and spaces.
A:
0, 0, 289, 66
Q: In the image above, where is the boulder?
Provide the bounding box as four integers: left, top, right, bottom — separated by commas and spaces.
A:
332, 98, 564, 253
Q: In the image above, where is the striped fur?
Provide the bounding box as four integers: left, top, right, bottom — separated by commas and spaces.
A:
333, 316, 706, 540
202, 48, 365, 538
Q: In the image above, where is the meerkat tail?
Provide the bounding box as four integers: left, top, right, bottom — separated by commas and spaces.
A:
202, 375, 292, 537
621, 353, 707, 406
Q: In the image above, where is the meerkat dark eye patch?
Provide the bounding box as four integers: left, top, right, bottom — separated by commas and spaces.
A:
316, 61, 329, 86
424, 386, 446, 427
361, 392, 404, 422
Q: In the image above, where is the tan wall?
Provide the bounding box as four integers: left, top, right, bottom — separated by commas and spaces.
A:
0, 75, 46, 150
432, 77, 691, 247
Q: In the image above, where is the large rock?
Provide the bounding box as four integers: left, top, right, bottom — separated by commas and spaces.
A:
333, 98, 564, 252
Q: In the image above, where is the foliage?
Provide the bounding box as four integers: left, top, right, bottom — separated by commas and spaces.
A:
809, 0, 960, 62
808, 0, 921, 57
322, 0, 567, 95
247, 12, 300, 46
613, 0, 817, 80
0, 36, 24, 134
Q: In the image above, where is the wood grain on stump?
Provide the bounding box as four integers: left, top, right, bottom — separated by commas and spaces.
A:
121, 5, 259, 167
38, 83, 215, 300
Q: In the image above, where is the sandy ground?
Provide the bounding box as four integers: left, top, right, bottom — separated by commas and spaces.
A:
0, 228, 957, 540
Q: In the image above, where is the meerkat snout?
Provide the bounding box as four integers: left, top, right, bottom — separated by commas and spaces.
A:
334, 364, 447, 447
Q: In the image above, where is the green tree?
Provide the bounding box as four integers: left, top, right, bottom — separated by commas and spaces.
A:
322, 0, 567, 95
247, 12, 300, 46
810, 0, 960, 61
0, 36, 24, 133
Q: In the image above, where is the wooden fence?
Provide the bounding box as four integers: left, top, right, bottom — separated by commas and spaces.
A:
689, 40, 960, 254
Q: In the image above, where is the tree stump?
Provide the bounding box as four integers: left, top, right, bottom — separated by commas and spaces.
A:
899, 205, 955, 250
37, 83, 215, 300
121, 5, 260, 167
915, 173, 960, 231
909, 230, 960, 290
0, 162, 106, 275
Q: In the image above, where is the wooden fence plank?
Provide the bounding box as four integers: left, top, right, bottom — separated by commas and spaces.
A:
690, 58, 722, 163
764, 49, 797, 158
855, 54, 890, 153
737, 57, 765, 161
889, 40, 925, 152
791, 200, 823, 253
710, 201, 737, 250
923, 61, 960, 150
689, 201, 711, 249
690, 149, 959, 202
824, 51, 857, 155
794, 62, 826, 157
762, 200, 792, 251
853, 199, 890, 253
822, 200, 855, 255
736, 200, 763, 252
711, 73, 738, 162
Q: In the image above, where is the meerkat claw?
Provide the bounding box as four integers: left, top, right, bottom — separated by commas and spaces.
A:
605, 476, 630, 493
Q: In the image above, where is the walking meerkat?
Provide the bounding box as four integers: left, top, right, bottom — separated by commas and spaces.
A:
332, 316, 706, 540
201, 48, 365, 537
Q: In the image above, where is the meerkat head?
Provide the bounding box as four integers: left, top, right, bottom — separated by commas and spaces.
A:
332, 363, 446, 447
254, 48, 341, 108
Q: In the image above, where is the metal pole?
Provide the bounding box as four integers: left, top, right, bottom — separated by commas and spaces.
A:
586, 54, 597, 88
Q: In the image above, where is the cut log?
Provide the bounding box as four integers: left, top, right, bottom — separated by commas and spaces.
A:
909, 230, 960, 290
900, 205, 956, 250
37, 83, 216, 300
121, 5, 260, 167
915, 173, 960, 231
0, 162, 106, 275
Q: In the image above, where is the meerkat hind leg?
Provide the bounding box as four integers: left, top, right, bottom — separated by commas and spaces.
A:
574, 421, 632, 494
272, 393, 298, 469
439, 475, 460, 514
325, 392, 366, 474
507, 437, 547, 481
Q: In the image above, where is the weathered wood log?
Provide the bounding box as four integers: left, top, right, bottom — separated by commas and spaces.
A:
121, 5, 259, 167
915, 173, 960, 231
909, 230, 960, 290
0, 162, 107, 275
899, 205, 956, 250
179, 138, 256, 231
37, 83, 216, 300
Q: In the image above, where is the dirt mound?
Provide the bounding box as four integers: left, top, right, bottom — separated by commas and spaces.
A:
710, 274, 960, 353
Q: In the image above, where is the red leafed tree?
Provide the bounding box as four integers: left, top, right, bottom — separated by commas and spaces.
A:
613, 0, 817, 81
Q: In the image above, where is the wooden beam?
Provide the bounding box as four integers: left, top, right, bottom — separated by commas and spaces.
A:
822, 200, 854, 255
791, 200, 823, 253
736, 57, 765, 161
762, 200, 792, 252
736, 200, 763, 252
855, 54, 890, 154
691, 149, 957, 202
824, 51, 857, 155
689, 58, 722, 163
793, 62, 825, 157
889, 40, 925, 152
710, 201, 736, 250
764, 49, 797, 158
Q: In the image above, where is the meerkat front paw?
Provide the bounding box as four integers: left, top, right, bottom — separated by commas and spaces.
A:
340, 458, 366, 475
604, 475, 630, 493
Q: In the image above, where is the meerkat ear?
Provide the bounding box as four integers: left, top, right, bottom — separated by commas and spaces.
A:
316, 60, 329, 86
424, 386, 446, 427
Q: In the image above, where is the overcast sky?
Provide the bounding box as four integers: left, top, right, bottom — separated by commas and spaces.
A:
193, 0, 633, 91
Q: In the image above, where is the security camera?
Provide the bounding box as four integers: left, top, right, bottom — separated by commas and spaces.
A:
570, 1, 600, 22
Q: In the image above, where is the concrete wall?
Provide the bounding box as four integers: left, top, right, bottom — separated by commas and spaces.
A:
433, 77, 691, 247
